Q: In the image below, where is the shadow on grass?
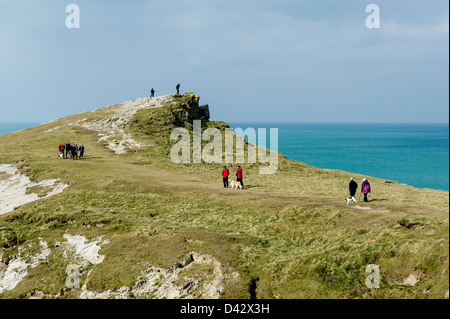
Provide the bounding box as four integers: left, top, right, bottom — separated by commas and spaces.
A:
72, 156, 103, 160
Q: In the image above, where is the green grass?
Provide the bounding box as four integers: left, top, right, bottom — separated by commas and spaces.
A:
0, 93, 448, 299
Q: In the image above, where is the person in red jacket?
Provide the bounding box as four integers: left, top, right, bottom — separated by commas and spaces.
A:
58, 143, 65, 159
236, 166, 244, 189
222, 166, 230, 188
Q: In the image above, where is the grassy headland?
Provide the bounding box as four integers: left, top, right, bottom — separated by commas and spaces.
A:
0, 93, 448, 299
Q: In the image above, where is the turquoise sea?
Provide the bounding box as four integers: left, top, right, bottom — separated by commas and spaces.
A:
0, 123, 41, 136
229, 123, 449, 191
1, 122, 449, 191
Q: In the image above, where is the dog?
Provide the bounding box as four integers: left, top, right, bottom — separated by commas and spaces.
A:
229, 179, 243, 190
345, 196, 357, 205
58, 153, 64, 159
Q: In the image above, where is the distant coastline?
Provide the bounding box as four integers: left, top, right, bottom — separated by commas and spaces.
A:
0, 122, 41, 136
1, 122, 448, 191
229, 122, 449, 192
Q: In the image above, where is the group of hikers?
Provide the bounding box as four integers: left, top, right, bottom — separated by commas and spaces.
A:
219, 166, 372, 202
349, 177, 371, 202
58, 142, 85, 160
221, 165, 244, 189
150, 83, 181, 97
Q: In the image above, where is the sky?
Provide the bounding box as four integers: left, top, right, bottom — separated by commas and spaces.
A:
0, 0, 448, 123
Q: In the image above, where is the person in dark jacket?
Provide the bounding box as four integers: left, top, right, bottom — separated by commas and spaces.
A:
70, 144, 75, 159
79, 144, 85, 160
349, 178, 358, 198
65, 141, 71, 159
176, 83, 180, 94
150, 88, 155, 97
236, 166, 244, 188
72, 143, 78, 160
222, 166, 230, 188
361, 178, 371, 202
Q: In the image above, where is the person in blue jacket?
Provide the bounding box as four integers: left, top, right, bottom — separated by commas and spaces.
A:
79, 144, 85, 160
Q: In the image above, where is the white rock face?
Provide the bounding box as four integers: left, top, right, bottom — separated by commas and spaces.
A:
0, 164, 69, 215
402, 274, 420, 286
0, 241, 51, 293
1, 235, 239, 299
44, 95, 175, 154
0, 235, 109, 295
62, 234, 109, 266
80, 252, 240, 299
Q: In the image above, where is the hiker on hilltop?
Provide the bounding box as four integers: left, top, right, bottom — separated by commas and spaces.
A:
349, 178, 358, 198
150, 88, 155, 98
176, 83, 180, 94
65, 141, 71, 159
236, 166, 244, 189
222, 165, 230, 188
361, 178, 371, 202
79, 144, 85, 160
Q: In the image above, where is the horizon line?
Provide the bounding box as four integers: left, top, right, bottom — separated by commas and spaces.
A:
223, 121, 450, 125
1, 121, 449, 125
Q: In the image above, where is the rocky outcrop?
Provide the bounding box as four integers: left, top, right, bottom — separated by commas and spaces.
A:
172, 93, 210, 122
43, 93, 210, 154
79, 252, 240, 299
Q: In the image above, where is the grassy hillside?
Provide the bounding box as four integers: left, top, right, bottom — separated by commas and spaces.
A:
0, 93, 448, 299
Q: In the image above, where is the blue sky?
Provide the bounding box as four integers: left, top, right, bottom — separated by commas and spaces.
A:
0, 0, 448, 123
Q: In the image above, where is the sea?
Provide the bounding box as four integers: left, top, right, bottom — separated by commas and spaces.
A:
229, 123, 449, 192
0, 123, 41, 136
1, 122, 449, 191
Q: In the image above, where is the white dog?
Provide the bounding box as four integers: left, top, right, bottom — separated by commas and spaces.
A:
229, 179, 243, 190
345, 196, 357, 205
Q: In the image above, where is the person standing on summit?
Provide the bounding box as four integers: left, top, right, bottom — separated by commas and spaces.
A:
150, 88, 155, 97
176, 83, 180, 94
236, 166, 244, 189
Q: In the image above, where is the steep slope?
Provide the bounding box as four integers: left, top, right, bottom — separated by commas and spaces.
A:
0, 93, 448, 299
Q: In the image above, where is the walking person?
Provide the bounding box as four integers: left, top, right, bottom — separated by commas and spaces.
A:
349, 178, 358, 198
65, 141, 71, 159
236, 166, 244, 189
222, 166, 230, 188
79, 144, 85, 160
150, 88, 155, 98
361, 178, 371, 202
176, 83, 180, 94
